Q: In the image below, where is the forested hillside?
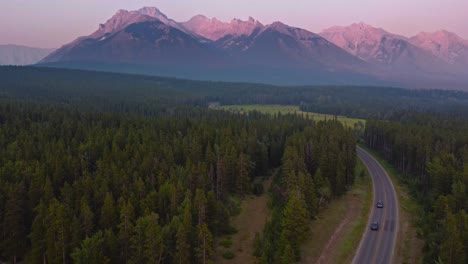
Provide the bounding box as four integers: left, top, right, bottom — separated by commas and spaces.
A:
365, 113, 468, 264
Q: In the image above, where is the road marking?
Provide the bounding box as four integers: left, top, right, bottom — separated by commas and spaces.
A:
371, 160, 388, 264
352, 149, 377, 264
353, 147, 399, 264
371, 152, 399, 263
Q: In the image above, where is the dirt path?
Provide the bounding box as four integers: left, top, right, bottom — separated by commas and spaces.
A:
300, 162, 372, 264
215, 177, 273, 263
316, 195, 360, 263
300, 194, 361, 264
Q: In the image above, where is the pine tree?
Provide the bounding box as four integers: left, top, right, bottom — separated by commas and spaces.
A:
46, 199, 69, 264
130, 216, 147, 263
281, 192, 310, 253
129, 213, 164, 263
237, 153, 251, 196
69, 216, 83, 256
194, 189, 207, 225
71, 231, 110, 264
44, 176, 55, 203
103, 229, 119, 264
118, 199, 134, 263
2, 183, 27, 264
175, 197, 193, 264
100, 192, 116, 229
144, 213, 164, 264
216, 158, 225, 200
298, 172, 318, 218
304, 141, 316, 176
439, 211, 466, 264
80, 198, 94, 237
335, 155, 346, 195
196, 223, 214, 264
286, 171, 299, 192
30, 201, 48, 264
281, 243, 296, 264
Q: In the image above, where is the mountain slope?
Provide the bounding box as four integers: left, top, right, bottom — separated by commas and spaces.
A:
234, 22, 368, 70
410, 30, 468, 68
42, 20, 218, 64
0, 45, 54, 65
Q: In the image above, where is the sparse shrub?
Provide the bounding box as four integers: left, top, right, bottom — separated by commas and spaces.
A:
252, 183, 264, 196
220, 238, 233, 248
223, 251, 235, 259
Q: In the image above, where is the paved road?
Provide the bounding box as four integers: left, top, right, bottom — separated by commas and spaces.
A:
353, 147, 399, 264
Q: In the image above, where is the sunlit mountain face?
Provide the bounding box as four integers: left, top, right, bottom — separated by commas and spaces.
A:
39, 7, 468, 90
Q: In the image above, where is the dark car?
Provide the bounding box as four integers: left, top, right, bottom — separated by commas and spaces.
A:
377, 201, 384, 208
371, 222, 379, 230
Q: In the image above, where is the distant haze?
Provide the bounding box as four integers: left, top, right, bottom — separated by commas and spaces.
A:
1, 0, 467, 48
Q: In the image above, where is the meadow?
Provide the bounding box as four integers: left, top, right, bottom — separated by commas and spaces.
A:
219, 104, 364, 127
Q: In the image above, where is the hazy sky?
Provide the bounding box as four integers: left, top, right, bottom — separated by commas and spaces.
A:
1, 0, 467, 48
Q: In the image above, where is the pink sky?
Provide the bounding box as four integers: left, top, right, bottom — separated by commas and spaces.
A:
1, 0, 467, 48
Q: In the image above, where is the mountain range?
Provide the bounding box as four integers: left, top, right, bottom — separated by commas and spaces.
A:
0, 45, 54, 65
39, 7, 468, 89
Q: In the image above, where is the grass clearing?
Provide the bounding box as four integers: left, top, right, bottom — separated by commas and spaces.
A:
214, 176, 274, 263
359, 145, 424, 264
300, 158, 372, 263
218, 104, 364, 128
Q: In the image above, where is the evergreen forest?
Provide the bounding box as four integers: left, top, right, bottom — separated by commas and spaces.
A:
0, 66, 466, 263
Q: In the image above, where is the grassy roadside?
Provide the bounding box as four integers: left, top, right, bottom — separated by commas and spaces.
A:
359, 145, 424, 264
217, 104, 363, 128
299, 158, 372, 263
335, 159, 373, 263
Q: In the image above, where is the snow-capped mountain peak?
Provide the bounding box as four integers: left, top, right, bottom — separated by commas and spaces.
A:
183, 15, 263, 40
90, 7, 190, 39
138, 7, 166, 18
91, 10, 155, 38
137, 7, 188, 33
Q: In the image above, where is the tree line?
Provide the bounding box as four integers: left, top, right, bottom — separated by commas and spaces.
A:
2, 66, 468, 119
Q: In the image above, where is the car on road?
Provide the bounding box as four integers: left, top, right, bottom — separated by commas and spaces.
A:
377, 201, 384, 208
371, 221, 379, 230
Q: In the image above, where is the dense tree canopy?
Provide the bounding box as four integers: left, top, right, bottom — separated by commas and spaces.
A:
0, 102, 317, 263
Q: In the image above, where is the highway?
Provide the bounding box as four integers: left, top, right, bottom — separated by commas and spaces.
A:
353, 147, 399, 264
